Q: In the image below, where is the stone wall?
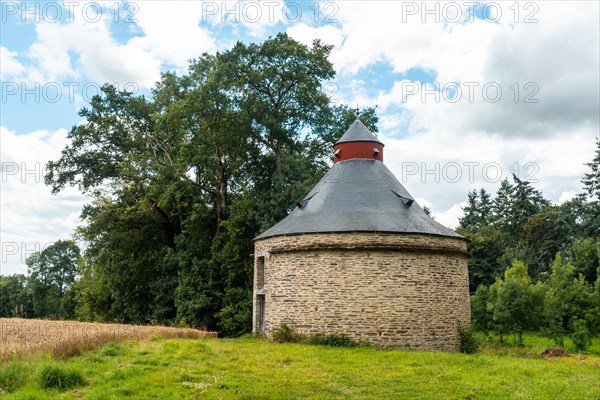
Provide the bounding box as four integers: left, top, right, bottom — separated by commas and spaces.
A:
253, 232, 470, 352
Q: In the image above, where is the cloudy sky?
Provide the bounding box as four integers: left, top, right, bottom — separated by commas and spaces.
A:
1, 1, 599, 275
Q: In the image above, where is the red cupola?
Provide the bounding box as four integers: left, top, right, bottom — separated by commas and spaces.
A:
333, 118, 384, 164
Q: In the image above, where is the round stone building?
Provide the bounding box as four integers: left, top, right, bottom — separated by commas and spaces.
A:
253, 119, 470, 351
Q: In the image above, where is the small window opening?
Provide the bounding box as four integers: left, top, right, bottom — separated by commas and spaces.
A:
255, 294, 266, 331
256, 256, 265, 289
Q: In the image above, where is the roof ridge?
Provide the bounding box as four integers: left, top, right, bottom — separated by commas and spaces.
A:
335, 119, 383, 145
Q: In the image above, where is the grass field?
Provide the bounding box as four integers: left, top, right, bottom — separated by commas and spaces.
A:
1, 333, 599, 399
475, 331, 600, 357
0, 318, 216, 362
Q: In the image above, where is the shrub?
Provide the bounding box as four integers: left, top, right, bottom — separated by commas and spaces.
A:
270, 324, 369, 348
38, 363, 85, 390
458, 322, 479, 354
271, 323, 304, 343
308, 333, 363, 348
0, 360, 27, 393
570, 319, 592, 352
100, 342, 122, 357
216, 289, 253, 337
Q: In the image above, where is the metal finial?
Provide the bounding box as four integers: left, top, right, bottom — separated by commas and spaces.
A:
355, 105, 360, 119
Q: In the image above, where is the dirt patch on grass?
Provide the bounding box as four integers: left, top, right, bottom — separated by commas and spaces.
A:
541, 348, 569, 358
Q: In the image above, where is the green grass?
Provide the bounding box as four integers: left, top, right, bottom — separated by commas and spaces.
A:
1, 337, 598, 399
37, 363, 85, 390
476, 331, 600, 356
0, 360, 27, 393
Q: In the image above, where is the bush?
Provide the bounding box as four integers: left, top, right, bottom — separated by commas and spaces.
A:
38, 364, 85, 390
270, 324, 369, 348
570, 319, 592, 352
458, 323, 479, 354
271, 323, 304, 343
100, 342, 122, 357
216, 288, 253, 337
308, 333, 364, 348
0, 360, 27, 393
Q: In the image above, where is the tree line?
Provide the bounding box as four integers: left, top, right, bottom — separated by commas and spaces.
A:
461, 140, 600, 349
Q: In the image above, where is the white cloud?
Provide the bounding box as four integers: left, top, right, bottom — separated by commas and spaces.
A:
558, 191, 577, 204
288, 2, 599, 139
0, 46, 27, 80
287, 1, 501, 78
0, 126, 88, 276
433, 202, 466, 229
237, 0, 288, 38
128, 1, 217, 70
10, 1, 219, 89
20, 16, 157, 87
414, 197, 431, 209
287, 23, 345, 48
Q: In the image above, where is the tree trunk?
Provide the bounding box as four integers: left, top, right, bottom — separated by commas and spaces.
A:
275, 141, 283, 173
214, 162, 229, 237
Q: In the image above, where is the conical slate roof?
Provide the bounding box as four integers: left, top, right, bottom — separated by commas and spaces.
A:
335, 119, 384, 145
255, 158, 463, 240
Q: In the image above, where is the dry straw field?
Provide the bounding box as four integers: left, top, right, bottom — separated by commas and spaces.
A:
0, 318, 216, 361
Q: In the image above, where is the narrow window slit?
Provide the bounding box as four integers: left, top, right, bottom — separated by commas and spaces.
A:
256, 256, 265, 289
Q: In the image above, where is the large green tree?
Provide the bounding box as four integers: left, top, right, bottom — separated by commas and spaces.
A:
521, 209, 564, 278
26, 240, 80, 319
492, 260, 541, 344
544, 254, 594, 346
0, 274, 32, 318
582, 138, 600, 202
459, 190, 480, 230
45, 34, 356, 334
457, 188, 503, 291
579, 138, 600, 237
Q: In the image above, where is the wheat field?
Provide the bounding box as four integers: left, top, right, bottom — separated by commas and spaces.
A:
0, 318, 216, 361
